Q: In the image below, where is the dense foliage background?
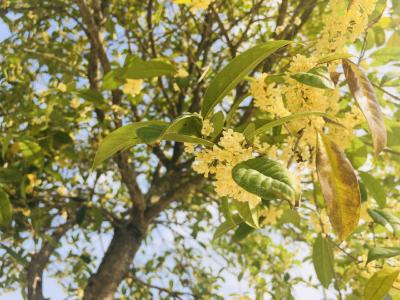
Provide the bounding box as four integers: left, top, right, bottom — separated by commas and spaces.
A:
0, 0, 400, 299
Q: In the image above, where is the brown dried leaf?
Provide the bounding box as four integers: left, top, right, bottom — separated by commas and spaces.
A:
342, 59, 387, 155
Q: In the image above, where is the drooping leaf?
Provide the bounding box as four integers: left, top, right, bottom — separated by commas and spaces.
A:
232, 157, 299, 203
122, 56, 176, 79
0, 190, 12, 227
364, 268, 399, 300
367, 247, 400, 264
342, 59, 387, 155
92, 121, 167, 169
234, 200, 260, 229
201, 40, 291, 117
213, 220, 238, 240
252, 111, 333, 140
290, 66, 335, 89
312, 234, 334, 288
231, 223, 255, 242
368, 209, 400, 236
316, 133, 361, 240
359, 172, 386, 208
213, 214, 242, 240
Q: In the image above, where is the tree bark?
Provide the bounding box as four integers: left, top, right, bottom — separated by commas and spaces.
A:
82, 224, 145, 300
27, 223, 71, 300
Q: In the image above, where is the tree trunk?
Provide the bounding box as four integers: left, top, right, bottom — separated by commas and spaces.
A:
27, 224, 71, 300
82, 224, 145, 300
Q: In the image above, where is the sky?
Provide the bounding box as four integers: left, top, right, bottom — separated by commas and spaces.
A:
0, 9, 345, 300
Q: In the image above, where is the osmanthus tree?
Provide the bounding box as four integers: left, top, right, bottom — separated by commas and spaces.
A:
1, 0, 400, 299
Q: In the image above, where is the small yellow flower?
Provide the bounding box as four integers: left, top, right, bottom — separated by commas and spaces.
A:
122, 79, 143, 96
201, 119, 214, 136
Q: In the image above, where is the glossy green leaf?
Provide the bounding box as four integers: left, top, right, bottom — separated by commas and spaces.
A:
232, 157, 299, 203
92, 121, 167, 169
365, 268, 399, 300
0, 190, 12, 227
343, 59, 387, 155
360, 172, 386, 208
367, 247, 400, 264
201, 40, 291, 117
368, 209, 400, 236
312, 234, 334, 288
316, 133, 361, 240
137, 124, 167, 144
290, 66, 335, 89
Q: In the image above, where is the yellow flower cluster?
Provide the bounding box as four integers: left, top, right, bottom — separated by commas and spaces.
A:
172, 0, 212, 12
250, 0, 377, 164
122, 79, 143, 96
192, 129, 260, 205
249, 74, 289, 118
201, 119, 214, 137
315, 0, 378, 57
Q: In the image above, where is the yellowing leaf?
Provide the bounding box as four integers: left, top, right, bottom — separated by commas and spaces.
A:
316, 133, 361, 240
342, 59, 387, 155
364, 268, 399, 300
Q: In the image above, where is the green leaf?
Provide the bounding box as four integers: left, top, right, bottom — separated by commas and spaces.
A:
102, 69, 125, 90
213, 220, 238, 240
232, 157, 299, 203
365, 268, 399, 300
0, 168, 23, 184
92, 121, 167, 169
343, 59, 387, 155
234, 200, 260, 229
0, 190, 12, 227
162, 133, 214, 147
252, 111, 333, 140
201, 40, 291, 117
159, 114, 214, 147
290, 66, 335, 89
122, 56, 176, 79
359, 172, 386, 208
264, 74, 286, 85
317, 53, 353, 64
74, 89, 105, 108
231, 223, 255, 242
368, 209, 400, 236
243, 122, 256, 144
316, 133, 361, 240
137, 124, 168, 144
210, 111, 225, 139
312, 234, 334, 289
367, 247, 400, 264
